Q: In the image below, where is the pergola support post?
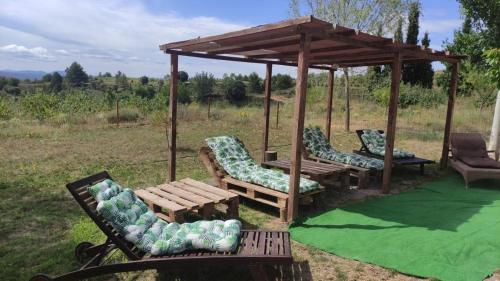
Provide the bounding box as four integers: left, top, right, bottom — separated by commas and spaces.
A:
168, 54, 178, 182
381, 52, 402, 194
288, 33, 311, 222
262, 63, 272, 162
440, 62, 459, 169
325, 68, 335, 140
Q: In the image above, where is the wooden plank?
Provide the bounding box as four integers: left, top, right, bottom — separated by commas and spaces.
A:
146, 187, 199, 209
325, 68, 335, 141
288, 33, 311, 222
157, 184, 213, 205
440, 62, 459, 169
180, 178, 237, 199
134, 189, 186, 212
168, 53, 178, 182
222, 177, 289, 199
163, 49, 334, 71
381, 52, 402, 194
262, 63, 272, 162
170, 182, 225, 203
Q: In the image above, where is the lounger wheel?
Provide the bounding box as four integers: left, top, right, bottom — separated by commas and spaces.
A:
75, 241, 95, 264
29, 274, 53, 281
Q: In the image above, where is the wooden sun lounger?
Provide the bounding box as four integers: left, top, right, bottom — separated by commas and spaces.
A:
30, 171, 293, 281
354, 129, 434, 175
301, 144, 373, 189
199, 146, 324, 222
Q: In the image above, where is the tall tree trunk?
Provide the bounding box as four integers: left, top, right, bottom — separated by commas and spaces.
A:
343, 68, 350, 132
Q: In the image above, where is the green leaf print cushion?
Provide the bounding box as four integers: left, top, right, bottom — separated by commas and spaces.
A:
205, 135, 320, 193
361, 129, 415, 159
88, 179, 242, 255
303, 127, 384, 170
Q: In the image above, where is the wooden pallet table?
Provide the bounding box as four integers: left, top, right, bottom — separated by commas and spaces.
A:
262, 159, 350, 189
134, 178, 239, 223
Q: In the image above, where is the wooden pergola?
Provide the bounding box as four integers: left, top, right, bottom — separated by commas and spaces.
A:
160, 16, 464, 222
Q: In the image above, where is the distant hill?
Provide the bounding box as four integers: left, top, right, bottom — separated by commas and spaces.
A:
0, 70, 64, 80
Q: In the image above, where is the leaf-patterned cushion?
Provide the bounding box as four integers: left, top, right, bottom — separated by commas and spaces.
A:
303, 127, 384, 170
88, 179, 242, 255
205, 135, 320, 194
361, 129, 415, 159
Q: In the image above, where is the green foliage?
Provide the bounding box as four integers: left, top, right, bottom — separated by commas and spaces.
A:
134, 85, 155, 99
0, 77, 7, 90
49, 72, 63, 93
272, 74, 294, 90
178, 71, 189, 82
191, 72, 215, 103
485, 48, 500, 89
7, 78, 19, 87
139, 76, 149, 85
415, 32, 434, 89
0, 97, 12, 120
64, 62, 88, 87
459, 0, 500, 47
373, 84, 445, 108
3, 85, 21, 96
466, 68, 497, 109
247, 72, 263, 93
220, 76, 246, 104
394, 17, 403, 42
42, 73, 52, 83
21, 93, 60, 120
114, 71, 129, 91
178, 82, 192, 104
402, 1, 420, 85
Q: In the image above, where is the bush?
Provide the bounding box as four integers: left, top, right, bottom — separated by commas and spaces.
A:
3, 85, 21, 96
191, 72, 215, 103
21, 92, 60, 120
106, 108, 140, 124
0, 98, 12, 120
466, 68, 497, 109
134, 85, 155, 99
272, 74, 294, 90
373, 84, 445, 108
178, 83, 191, 104
247, 72, 263, 93
220, 77, 246, 104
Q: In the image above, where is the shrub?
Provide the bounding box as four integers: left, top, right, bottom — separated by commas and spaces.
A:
178, 83, 192, 104
0, 98, 12, 120
21, 92, 60, 120
272, 74, 294, 90
3, 85, 21, 96
373, 84, 445, 108
191, 72, 215, 102
106, 108, 140, 124
247, 72, 263, 93
220, 77, 246, 104
178, 71, 189, 82
134, 85, 155, 99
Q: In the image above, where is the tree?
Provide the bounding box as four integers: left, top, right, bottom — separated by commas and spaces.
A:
103, 72, 112, 77
49, 72, 63, 93
0, 77, 7, 90
115, 71, 129, 91
415, 32, 434, 88
402, 1, 420, 85
289, 0, 409, 131
221, 76, 246, 104
191, 72, 216, 102
64, 62, 88, 87
458, 0, 500, 47
139, 76, 149, 85
7, 78, 19, 87
272, 74, 294, 90
42, 73, 52, 83
178, 71, 189, 83
394, 17, 404, 42
247, 72, 263, 93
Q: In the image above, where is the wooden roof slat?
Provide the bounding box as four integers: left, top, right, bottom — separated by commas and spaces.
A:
160, 15, 464, 66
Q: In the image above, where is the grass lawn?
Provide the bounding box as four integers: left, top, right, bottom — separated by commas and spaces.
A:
0, 97, 497, 280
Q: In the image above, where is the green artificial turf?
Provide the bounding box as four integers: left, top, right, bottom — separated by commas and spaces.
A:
290, 175, 500, 281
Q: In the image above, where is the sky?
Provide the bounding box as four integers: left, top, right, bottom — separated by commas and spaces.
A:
0, 0, 463, 78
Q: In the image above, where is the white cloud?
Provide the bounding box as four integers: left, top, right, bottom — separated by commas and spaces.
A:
420, 19, 461, 34
0, 0, 252, 77
0, 44, 54, 60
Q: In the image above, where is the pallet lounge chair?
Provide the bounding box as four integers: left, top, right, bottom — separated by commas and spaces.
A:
30, 171, 293, 281
354, 129, 434, 174
199, 135, 324, 222
450, 133, 500, 187
302, 127, 384, 189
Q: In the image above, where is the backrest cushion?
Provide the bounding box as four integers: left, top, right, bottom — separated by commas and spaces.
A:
451, 133, 488, 159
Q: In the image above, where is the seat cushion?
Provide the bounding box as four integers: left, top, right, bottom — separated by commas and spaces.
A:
361, 129, 415, 159
303, 127, 384, 170
460, 157, 500, 169
88, 179, 242, 255
205, 135, 320, 193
